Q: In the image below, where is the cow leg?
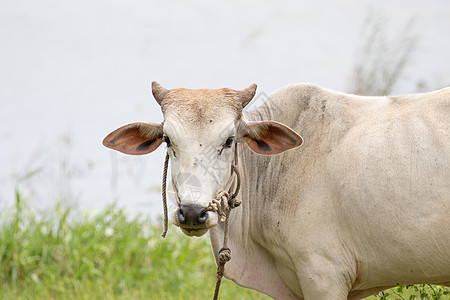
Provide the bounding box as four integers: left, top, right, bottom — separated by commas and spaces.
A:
296, 252, 355, 300
300, 282, 348, 300
297, 270, 350, 300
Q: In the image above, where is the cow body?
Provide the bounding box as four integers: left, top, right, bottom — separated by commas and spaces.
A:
104, 83, 450, 299
210, 84, 450, 299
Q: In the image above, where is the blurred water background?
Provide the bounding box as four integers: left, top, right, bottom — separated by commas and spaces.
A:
1, 0, 449, 219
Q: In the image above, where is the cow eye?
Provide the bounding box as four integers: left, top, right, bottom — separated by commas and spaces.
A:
223, 136, 234, 149
163, 135, 171, 147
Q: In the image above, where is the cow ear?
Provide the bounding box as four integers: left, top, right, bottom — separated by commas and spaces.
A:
103, 122, 163, 155
241, 121, 303, 155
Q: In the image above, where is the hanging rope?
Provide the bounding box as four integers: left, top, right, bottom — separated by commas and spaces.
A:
160, 151, 170, 238
205, 145, 241, 300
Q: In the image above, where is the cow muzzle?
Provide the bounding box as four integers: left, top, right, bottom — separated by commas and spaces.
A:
173, 204, 215, 237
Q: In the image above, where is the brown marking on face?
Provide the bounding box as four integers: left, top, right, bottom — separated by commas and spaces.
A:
161, 88, 245, 128
151, 83, 256, 129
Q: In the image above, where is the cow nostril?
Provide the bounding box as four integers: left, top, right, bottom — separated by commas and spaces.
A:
177, 208, 186, 224
198, 211, 208, 224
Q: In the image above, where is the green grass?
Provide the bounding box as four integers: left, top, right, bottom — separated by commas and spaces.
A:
0, 191, 448, 299
367, 284, 450, 300
0, 191, 269, 299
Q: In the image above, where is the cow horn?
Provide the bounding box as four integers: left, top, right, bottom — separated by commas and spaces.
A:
152, 81, 170, 105
238, 84, 257, 108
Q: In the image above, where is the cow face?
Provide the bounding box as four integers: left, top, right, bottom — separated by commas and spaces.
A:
103, 82, 302, 237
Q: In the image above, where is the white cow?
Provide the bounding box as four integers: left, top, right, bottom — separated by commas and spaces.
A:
103, 82, 450, 299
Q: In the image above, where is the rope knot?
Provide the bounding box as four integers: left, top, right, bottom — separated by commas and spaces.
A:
229, 197, 241, 209
218, 247, 231, 264
207, 189, 230, 222
216, 190, 230, 204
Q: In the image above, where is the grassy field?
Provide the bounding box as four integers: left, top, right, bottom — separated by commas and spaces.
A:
0, 192, 448, 299
0, 192, 269, 300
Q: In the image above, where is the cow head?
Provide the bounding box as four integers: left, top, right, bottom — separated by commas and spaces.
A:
103, 82, 302, 237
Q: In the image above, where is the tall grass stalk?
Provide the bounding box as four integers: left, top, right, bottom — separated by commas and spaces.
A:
348, 11, 418, 96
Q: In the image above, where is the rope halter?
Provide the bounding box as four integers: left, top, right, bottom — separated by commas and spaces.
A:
205, 164, 241, 222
